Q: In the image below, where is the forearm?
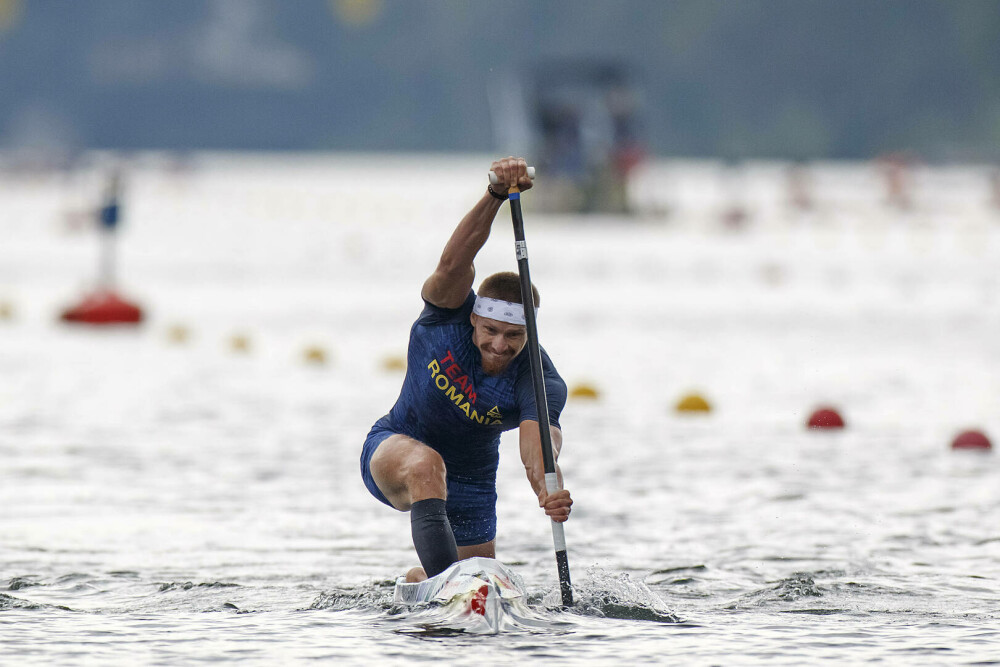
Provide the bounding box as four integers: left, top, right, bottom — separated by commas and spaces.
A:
519, 421, 564, 497
437, 191, 504, 276
421, 191, 503, 307
525, 458, 563, 498
522, 425, 572, 522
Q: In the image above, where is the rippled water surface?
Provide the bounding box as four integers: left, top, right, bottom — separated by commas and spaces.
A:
2, 156, 999, 664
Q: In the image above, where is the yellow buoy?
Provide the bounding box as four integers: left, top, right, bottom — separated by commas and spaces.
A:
381, 354, 407, 372
229, 334, 252, 354
569, 383, 601, 400
0, 301, 13, 321
675, 393, 712, 413
330, 0, 383, 27
166, 324, 191, 344
303, 345, 329, 366
0, 0, 24, 33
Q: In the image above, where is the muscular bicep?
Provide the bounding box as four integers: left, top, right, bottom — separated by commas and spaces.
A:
421, 264, 476, 309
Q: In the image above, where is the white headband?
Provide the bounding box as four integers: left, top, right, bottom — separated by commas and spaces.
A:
473, 296, 537, 326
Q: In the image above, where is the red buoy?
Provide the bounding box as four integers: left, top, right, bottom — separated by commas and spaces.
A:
950, 430, 992, 451
807, 407, 845, 430
60, 290, 143, 325
59, 172, 144, 326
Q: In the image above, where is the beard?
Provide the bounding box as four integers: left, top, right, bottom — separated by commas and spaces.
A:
480, 349, 514, 376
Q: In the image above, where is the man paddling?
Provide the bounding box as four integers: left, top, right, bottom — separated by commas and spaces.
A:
360, 157, 573, 582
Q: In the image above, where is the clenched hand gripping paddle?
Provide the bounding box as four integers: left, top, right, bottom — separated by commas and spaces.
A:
489, 167, 573, 607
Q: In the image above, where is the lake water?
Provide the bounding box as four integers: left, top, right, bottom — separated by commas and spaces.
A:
1, 154, 999, 664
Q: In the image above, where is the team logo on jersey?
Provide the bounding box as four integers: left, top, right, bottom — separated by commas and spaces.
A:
426, 351, 502, 426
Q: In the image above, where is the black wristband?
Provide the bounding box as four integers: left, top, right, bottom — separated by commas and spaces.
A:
487, 184, 508, 201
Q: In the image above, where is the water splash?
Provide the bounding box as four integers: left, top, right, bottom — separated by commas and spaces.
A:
157, 581, 240, 592
0, 593, 72, 612
7, 576, 40, 591
727, 572, 829, 611
772, 573, 824, 601
553, 566, 681, 623
309, 582, 395, 612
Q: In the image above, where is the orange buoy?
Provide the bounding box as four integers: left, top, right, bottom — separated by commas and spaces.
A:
676, 393, 711, 413
569, 383, 600, 400
60, 290, 143, 325
807, 407, 845, 430
950, 430, 992, 451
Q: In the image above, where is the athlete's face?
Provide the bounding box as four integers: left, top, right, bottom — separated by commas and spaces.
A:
470, 314, 527, 376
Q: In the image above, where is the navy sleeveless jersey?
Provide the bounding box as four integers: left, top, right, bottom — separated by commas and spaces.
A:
374, 290, 567, 479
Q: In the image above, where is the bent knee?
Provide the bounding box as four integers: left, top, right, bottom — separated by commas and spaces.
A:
402, 449, 447, 489
370, 438, 447, 507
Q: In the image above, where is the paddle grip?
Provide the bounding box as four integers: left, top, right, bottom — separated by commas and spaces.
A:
488, 166, 535, 185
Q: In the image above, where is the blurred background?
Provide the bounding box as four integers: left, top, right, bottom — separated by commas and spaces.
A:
3, 0, 1000, 159
1, 0, 999, 175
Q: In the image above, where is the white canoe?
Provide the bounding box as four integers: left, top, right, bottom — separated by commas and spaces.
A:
393, 557, 527, 631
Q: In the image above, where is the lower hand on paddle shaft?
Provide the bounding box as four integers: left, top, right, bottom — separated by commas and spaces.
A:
539, 489, 572, 522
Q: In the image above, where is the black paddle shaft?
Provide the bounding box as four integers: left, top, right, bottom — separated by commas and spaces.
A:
508, 195, 555, 473
506, 189, 573, 607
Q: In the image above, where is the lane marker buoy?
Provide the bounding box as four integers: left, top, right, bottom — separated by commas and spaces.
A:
60, 290, 144, 325
59, 171, 144, 326
303, 345, 329, 366
807, 407, 845, 430
950, 430, 992, 452
569, 383, 600, 400
229, 334, 251, 354
675, 393, 712, 413
166, 324, 191, 344
381, 354, 407, 372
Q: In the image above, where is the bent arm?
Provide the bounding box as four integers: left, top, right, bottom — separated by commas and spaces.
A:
421, 191, 504, 308
519, 420, 563, 495
519, 419, 573, 523
519, 420, 572, 522
421, 157, 532, 309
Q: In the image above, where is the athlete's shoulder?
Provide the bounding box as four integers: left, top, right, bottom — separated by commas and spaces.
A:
515, 345, 564, 378
416, 289, 476, 327
512, 346, 567, 426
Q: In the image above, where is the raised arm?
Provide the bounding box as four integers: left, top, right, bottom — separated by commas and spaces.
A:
420, 157, 533, 308
519, 420, 572, 522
